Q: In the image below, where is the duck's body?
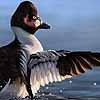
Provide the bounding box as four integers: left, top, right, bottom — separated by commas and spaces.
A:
0, 1, 100, 99
0, 26, 44, 97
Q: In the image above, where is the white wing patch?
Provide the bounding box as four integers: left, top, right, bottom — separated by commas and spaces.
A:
30, 61, 72, 96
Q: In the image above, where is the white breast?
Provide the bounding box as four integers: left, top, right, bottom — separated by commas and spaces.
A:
11, 27, 43, 54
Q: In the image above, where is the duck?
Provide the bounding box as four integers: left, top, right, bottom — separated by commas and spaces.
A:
0, 1, 100, 99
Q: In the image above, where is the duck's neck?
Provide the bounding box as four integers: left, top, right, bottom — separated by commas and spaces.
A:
11, 27, 43, 54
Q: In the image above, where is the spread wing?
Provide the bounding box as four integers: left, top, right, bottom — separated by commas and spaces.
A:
26, 50, 100, 95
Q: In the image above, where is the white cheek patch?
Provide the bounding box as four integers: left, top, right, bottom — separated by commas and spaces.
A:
35, 19, 41, 27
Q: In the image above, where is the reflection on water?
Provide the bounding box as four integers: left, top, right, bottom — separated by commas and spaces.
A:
0, 0, 100, 99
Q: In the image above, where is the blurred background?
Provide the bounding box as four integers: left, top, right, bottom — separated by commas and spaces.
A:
0, 0, 100, 98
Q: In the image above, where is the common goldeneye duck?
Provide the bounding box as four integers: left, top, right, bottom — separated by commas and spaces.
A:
0, 1, 100, 99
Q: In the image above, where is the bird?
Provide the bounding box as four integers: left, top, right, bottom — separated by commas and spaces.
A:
0, 0, 100, 99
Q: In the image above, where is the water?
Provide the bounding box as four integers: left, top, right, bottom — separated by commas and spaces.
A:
1, 0, 100, 99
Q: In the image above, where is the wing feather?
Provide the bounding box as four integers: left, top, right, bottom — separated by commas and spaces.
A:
26, 50, 100, 95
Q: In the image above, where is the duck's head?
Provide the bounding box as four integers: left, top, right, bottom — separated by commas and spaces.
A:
11, 1, 50, 34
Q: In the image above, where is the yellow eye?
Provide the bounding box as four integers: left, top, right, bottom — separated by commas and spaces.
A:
33, 16, 37, 20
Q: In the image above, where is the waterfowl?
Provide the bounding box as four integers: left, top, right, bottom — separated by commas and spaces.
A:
0, 1, 100, 99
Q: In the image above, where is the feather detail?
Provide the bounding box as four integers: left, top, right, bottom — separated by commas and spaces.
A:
27, 50, 100, 95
